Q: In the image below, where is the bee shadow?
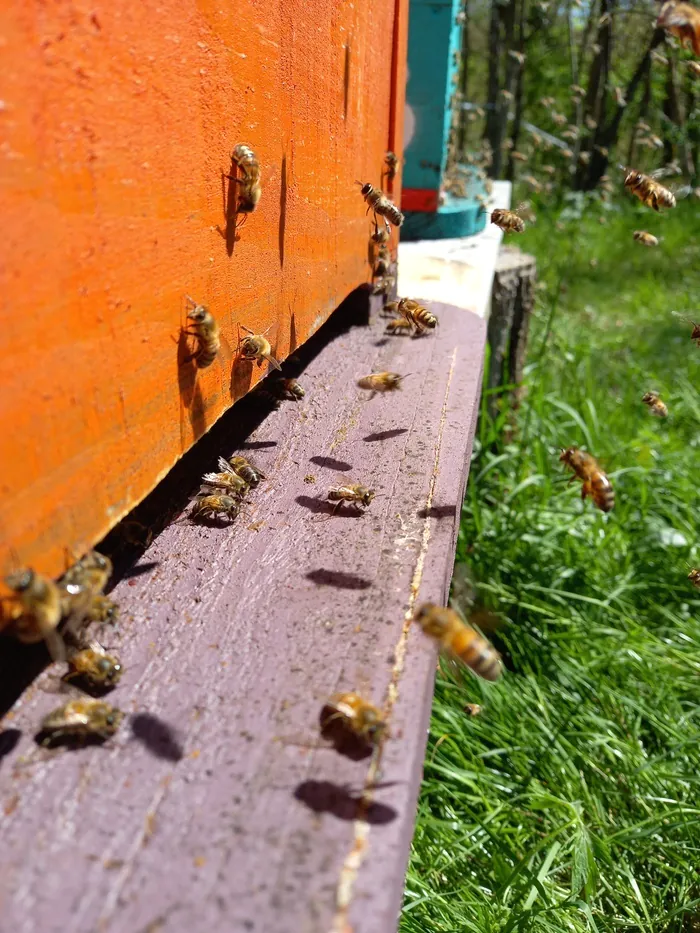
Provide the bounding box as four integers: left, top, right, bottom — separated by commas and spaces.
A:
176, 329, 206, 441
33, 730, 112, 751
60, 673, 117, 699
309, 456, 353, 472
230, 356, 254, 402
294, 779, 397, 825
318, 706, 374, 761
417, 504, 458, 520
306, 569, 372, 590
219, 164, 240, 256
295, 496, 365, 518
131, 713, 184, 762
0, 728, 22, 765
363, 428, 408, 443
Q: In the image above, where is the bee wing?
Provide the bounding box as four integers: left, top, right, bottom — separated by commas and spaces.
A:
672, 311, 697, 324
262, 352, 283, 372
216, 457, 237, 475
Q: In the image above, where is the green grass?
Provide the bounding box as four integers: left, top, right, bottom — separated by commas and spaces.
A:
400, 192, 700, 933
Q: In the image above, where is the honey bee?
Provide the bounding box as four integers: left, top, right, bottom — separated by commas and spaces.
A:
523, 175, 543, 192
636, 120, 651, 133
413, 603, 503, 681
357, 372, 407, 396
239, 325, 282, 370
59, 550, 116, 626
687, 60, 700, 77
673, 312, 700, 346
201, 458, 249, 497
397, 298, 438, 334
552, 112, 567, 126
374, 245, 391, 277
624, 169, 676, 211
327, 484, 375, 513
65, 643, 123, 690
570, 84, 585, 97
559, 447, 615, 513
540, 96, 555, 108
39, 699, 123, 746
508, 50, 525, 65
657, 1, 700, 55
614, 86, 627, 107
688, 568, 700, 588
277, 377, 305, 401
500, 89, 514, 102
511, 151, 528, 162
229, 143, 262, 214
593, 145, 609, 157
182, 298, 220, 369
646, 135, 664, 150
190, 494, 241, 523
490, 205, 526, 234
4, 568, 65, 659
633, 231, 659, 247
371, 219, 391, 244
579, 152, 591, 165
322, 692, 385, 747
356, 182, 404, 227
227, 454, 266, 486
641, 391, 668, 417
384, 151, 399, 182
386, 318, 414, 335
371, 274, 396, 296
542, 165, 556, 176
585, 116, 598, 131
464, 703, 483, 717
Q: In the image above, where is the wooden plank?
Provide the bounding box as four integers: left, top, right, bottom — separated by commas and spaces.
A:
0, 0, 398, 582
0, 291, 486, 933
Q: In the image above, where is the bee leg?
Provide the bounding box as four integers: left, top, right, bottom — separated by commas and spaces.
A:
580, 481, 592, 501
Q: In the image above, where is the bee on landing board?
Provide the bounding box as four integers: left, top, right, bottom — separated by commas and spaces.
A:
321, 692, 386, 748
386, 318, 414, 336
201, 458, 250, 498
238, 325, 282, 371
559, 447, 615, 513
397, 298, 438, 334
326, 484, 375, 514
4, 568, 65, 660
656, 1, 700, 55
190, 494, 241, 523
490, 205, 526, 234
183, 298, 220, 369
624, 169, 676, 211
356, 181, 404, 227
642, 391, 668, 417
357, 372, 407, 397
276, 377, 305, 401
227, 454, 266, 486
38, 699, 123, 746
414, 603, 503, 681
633, 231, 659, 247
228, 144, 262, 215
65, 643, 123, 691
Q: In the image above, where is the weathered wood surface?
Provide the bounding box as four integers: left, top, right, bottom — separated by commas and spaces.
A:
0, 291, 486, 933
487, 245, 537, 418
0, 0, 406, 583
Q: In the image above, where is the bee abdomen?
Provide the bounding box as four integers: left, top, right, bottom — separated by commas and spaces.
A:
592, 475, 615, 512
195, 342, 219, 368
451, 627, 502, 681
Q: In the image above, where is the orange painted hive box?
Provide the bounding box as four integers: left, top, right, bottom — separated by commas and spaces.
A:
0, 0, 408, 580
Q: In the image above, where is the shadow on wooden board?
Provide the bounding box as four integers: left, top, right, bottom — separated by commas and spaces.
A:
0, 286, 372, 718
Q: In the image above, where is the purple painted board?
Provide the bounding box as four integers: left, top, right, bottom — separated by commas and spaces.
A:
0, 296, 486, 933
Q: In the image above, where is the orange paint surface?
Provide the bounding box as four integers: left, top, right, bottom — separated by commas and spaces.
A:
0, 0, 407, 585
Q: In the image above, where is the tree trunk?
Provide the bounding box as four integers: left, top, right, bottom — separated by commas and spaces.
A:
628, 64, 651, 169
506, 0, 526, 181
485, 0, 503, 176
575, 0, 614, 188
662, 58, 681, 165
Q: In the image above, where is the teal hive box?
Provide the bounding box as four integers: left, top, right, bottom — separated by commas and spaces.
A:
401, 0, 486, 241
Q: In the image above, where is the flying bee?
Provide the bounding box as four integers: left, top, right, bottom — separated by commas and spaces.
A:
633, 231, 659, 247
614, 86, 627, 107
321, 693, 385, 748
687, 60, 700, 77
579, 152, 591, 165
540, 96, 555, 108
229, 143, 262, 214
356, 182, 404, 227
570, 84, 585, 97
238, 325, 282, 370
585, 116, 598, 131
200, 459, 249, 498
59, 551, 117, 633
647, 135, 664, 150
552, 112, 567, 126
490, 204, 526, 234
508, 50, 525, 65
357, 372, 407, 396
277, 377, 305, 401
397, 297, 438, 334
624, 169, 676, 211
190, 494, 241, 523
560, 447, 615, 513
523, 175, 543, 192
371, 219, 391, 244
414, 603, 503, 681
641, 391, 668, 417
226, 454, 266, 486
383, 151, 399, 182
594, 145, 609, 157
371, 274, 396, 296
183, 297, 220, 369
511, 151, 528, 162
374, 245, 391, 277
65, 643, 123, 690
326, 484, 375, 514
386, 318, 414, 335
636, 120, 651, 133
657, 1, 700, 55
562, 127, 579, 141
688, 568, 700, 588
672, 312, 700, 346
38, 699, 123, 746
4, 568, 65, 660
542, 165, 556, 176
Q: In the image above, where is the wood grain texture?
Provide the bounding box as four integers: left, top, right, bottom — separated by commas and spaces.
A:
0, 295, 486, 933
0, 0, 403, 584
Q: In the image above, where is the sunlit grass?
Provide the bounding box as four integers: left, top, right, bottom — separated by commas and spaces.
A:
401, 193, 700, 933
